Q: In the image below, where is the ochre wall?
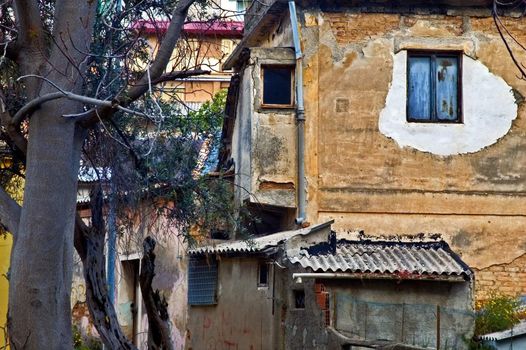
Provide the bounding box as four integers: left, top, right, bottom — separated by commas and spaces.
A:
233, 2, 526, 298
302, 11, 526, 301
243, 8, 526, 301
0, 235, 12, 348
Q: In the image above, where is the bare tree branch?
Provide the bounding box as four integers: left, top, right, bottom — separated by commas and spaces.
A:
12, 0, 46, 97
13, 75, 153, 123
0, 89, 27, 154
11, 92, 65, 125
139, 236, 175, 350
78, 0, 198, 127
148, 69, 211, 85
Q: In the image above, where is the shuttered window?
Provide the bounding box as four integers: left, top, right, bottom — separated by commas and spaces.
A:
407, 52, 461, 123
188, 256, 218, 305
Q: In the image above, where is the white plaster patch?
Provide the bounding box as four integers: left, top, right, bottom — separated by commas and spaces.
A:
379, 51, 517, 156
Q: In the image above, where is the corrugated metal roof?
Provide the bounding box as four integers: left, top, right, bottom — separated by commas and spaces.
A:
288, 240, 471, 278
480, 320, 526, 341
78, 167, 111, 183
188, 221, 333, 255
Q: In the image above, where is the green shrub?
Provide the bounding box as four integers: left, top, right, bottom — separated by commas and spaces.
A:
72, 325, 102, 350
475, 292, 521, 336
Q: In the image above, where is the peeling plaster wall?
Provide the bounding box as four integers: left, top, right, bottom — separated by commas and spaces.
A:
233, 65, 253, 205
232, 47, 298, 208
229, 0, 526, 302
379, 51, 517, 156
290, 7, 526, 300
71, 213, 189, 350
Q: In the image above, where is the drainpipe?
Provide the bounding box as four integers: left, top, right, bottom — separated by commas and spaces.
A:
289, 1, 306, 225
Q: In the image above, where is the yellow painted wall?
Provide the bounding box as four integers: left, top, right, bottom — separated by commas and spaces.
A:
0, 234, 11, 348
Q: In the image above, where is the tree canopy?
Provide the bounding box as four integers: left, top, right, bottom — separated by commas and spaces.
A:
0, 0, 241, 348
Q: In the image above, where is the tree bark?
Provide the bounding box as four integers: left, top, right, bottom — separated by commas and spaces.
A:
7, 1, 97, 347
139, 237, 175, 350
8, 102, 84, 349
74, 191, 137, 350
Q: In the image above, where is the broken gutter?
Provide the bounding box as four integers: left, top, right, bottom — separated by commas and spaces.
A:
289, 0, 306, 225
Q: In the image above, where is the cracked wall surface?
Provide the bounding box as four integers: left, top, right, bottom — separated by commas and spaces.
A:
302, 8, 526, 300
228, 4, 526, 302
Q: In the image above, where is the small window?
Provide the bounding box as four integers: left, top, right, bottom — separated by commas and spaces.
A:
407, 51, 461, 123
258, 262, 268, 287
262, 65, 294, 107
294, 290, 305, 309
188, 256, 218, 305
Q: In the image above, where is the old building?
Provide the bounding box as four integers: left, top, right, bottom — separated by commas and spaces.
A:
70, 15, 244, 349
134, 19, 243, 110
187, 221, 474, 349
221, 0, 526, 301
187, 0, 526, 348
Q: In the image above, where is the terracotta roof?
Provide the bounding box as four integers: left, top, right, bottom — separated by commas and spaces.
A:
133, 20, 243, 37
288, 239, 472, 279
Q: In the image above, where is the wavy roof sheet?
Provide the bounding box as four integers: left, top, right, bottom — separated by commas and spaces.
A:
188, 221, 333, 255
288, 240, 471, 278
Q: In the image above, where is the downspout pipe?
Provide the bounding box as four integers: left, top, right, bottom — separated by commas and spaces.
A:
289, 1, 306, 225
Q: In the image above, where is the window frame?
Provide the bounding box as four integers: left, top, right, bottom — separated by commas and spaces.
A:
260, 64, 295, 109
293, 289, 306, 309
406, 50, 463, 124
187, 256, 219, 306
257, 261, 269, 288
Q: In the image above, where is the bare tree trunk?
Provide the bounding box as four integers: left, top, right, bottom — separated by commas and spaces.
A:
140, 237, 175, 350
6, 1, 97, 347
74, 189, 137, 350
8, 104, 84, 349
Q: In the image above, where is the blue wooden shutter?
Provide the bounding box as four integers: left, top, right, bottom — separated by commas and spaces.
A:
188, 256, 218, 305
408, 56, 432, 120
435, 56, 459, 121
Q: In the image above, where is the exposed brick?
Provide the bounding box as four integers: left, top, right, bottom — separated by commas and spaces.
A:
475, 254, 526, 301
324, 13, 400, 44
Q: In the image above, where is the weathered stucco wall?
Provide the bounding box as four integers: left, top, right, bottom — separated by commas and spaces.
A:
233, 47, 298, 208
291, 7, 526, 300
71, 214, 189, 349
329, 280, 473, 349
186, 257, 279, 350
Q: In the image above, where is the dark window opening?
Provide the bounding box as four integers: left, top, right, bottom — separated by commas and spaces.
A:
294, 290, 305, 309
407, 51, 462, 123
258, 262, 269, 287
262, 66, 293, 107
188, 256, 218, 305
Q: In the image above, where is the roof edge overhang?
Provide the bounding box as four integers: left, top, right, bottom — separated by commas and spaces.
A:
292, 272, 469, 283
188, 220, 334, 256
224, 0, 289, 70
